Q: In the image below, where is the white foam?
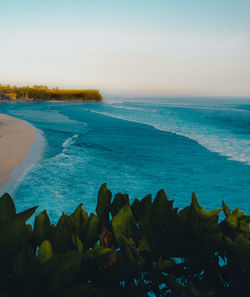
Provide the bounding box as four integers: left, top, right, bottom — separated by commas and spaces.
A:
62, 134, 79, 148
89, 109, 250, 166
106, 104, 157, 112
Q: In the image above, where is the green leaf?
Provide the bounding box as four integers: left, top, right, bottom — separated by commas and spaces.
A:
232, 208, 246, 218
51, 213, 74, 253
132, 194, 152, 240
42, 251, 81, 293
202, 215, 220, 232
131, 198, 141, 218
0, 193, 16, 218
152, 190, 168, 230
16, 206, 38, 222
239, 219, 250, 233
191, 192, 201, 214
71, 203, 88, 236
96, 183, 112, 227
203, 209, 222, 232
0, 218, 29, 254
226, 215, 238, 229
152, 190, 181, 257
112, 205, 137, 242
33, 210, 51, 246
232, 208, 239, 215
83, 213, 100, 247
37, 240, 53, 263
111, 192, 129, 217
112, 206, 137, 266
222, 201, 230, 217
205, 209, 222, 217
0, 207, 37, 263
152, 189, 177, 232
72, 235, 83, 252
91, 243, 112, 261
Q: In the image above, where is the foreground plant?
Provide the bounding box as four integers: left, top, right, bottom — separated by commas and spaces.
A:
0, 184, 249, 297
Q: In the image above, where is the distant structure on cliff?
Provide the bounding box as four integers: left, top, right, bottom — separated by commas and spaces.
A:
0, 84, 102, 102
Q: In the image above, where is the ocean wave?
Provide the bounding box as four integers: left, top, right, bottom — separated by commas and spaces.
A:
62, 134, 79, 148
104, 100, 125, 104
89, 109, 250, 165
104, 104, 157, 112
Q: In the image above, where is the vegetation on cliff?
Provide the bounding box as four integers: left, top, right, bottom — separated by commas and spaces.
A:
0, 84, 102, 101
0, 184, 249, 297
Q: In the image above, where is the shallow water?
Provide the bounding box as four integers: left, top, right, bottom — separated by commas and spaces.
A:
1, 97, 250, 221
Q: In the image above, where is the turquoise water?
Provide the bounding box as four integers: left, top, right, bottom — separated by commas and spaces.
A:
1, 98, 250, 221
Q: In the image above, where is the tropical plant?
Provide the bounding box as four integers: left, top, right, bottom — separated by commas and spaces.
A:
0, 184, 249, 297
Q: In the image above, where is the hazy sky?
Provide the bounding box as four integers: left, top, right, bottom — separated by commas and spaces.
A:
0, 0, 250, 97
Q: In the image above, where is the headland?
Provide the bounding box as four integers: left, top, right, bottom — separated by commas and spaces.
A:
0, 84, 102, 102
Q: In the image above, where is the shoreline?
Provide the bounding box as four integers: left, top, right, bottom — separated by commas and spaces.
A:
0, 114, 45, 196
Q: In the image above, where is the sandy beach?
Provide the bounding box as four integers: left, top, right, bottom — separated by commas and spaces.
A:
0, 113, 36, 189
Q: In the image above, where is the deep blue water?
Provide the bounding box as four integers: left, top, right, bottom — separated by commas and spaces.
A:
1, 98, 250, 221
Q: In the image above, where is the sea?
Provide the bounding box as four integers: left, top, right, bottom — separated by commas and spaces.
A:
0, 97, 250, 222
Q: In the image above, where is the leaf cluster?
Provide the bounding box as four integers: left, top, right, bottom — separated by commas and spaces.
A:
0, 185, 249, 297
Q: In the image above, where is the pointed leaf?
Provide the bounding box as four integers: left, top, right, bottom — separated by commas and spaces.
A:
51, 213, 74, 253
222, 201, 230, 217
152, 189, 176, 231
191, 192, 201, 214
83, 213, 100, 247
111, 192, 129, 217
71, 203, 88, 235
33, 210, 51, 245
132, 195, 152, 239
206, 209, 222, 218
0, 193, 16, 218
16, 206, 38, 222
96, 183, 112, 227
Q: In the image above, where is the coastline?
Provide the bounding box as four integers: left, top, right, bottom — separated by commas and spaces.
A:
0, 114, 45, 196
0, 99, 102, 103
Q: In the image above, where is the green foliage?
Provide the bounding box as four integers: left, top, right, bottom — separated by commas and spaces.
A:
0, 185, 249, 297
0, 84, 102, 101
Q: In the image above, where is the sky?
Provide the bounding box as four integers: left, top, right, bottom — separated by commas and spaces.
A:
0, 0, 250, 97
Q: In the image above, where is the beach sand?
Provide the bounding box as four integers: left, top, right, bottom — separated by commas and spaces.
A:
0, 113, 36, 189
